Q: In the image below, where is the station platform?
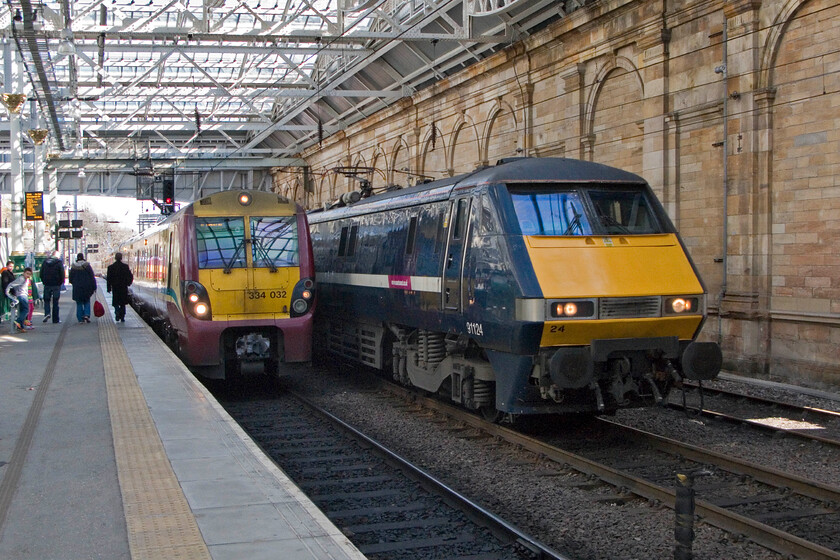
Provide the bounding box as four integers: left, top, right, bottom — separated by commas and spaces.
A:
0, 283, 366, 560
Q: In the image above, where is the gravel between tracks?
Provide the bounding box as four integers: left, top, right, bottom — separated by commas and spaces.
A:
285, 365, 829, 560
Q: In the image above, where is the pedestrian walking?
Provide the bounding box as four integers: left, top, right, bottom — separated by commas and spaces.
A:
68, 253, 97, 323
40, 251, 65, 323
0, 260, 14, 324
106, 252, 133, 323
4, 267, 33, 332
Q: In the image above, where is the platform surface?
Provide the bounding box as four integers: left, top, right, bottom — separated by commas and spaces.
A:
0, 283, 366, 560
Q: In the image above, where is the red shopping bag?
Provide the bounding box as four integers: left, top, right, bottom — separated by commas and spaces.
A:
93, 300, 105, 318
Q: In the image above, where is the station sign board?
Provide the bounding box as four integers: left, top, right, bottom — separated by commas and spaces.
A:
24, 192, 44, 221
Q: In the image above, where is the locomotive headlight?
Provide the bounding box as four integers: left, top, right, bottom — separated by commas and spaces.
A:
183, 280, 212, 320
290, 277, 315, 318
238, 192, 252, 206
664, 296, 701, 315
548, 299, 596, 319
292, 299, 308, 314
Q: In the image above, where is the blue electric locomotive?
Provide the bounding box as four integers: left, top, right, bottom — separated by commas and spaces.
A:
309, 157, 721, 418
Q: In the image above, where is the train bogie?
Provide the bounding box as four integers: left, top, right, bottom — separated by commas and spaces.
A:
310, 158, 721, 417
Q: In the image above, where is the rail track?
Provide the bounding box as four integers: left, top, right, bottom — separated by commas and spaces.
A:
669, 383, 840, 448
369, 379, 840, 560
217, 385, 570, 560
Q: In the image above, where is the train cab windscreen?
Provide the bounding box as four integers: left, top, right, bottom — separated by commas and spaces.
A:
196, 217, 247, 269
250, 216, 299, 268
509, 185, 663, 236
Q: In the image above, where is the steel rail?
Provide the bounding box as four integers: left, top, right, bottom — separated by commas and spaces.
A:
673, 384, 840, 447
377, 381, 840, 560
288, 390, 572, 560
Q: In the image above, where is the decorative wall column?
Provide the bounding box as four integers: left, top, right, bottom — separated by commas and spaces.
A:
720, 0, 766, 373
639, 27, 673, 215
559, 64, 586, 160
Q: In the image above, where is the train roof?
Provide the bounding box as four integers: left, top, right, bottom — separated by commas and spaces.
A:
309, 157, 650, 223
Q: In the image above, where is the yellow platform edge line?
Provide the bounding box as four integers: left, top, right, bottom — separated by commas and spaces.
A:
97, 299, 212, 560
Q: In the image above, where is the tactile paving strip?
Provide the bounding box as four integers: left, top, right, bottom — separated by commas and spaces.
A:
98, 303, 212, 560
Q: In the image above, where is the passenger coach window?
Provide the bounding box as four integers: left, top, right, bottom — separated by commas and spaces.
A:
196, 217, 247, 269
251, 216, 299, 267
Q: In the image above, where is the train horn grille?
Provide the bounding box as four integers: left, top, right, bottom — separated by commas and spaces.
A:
599, 296, 661, 319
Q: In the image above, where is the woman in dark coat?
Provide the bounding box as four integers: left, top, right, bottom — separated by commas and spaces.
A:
106, 252, 133, 323
68, 253, 97, 323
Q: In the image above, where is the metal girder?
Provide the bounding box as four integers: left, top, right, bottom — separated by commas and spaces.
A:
2, 0, 591, 174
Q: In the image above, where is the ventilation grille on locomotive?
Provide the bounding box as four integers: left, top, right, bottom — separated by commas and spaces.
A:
599, 296, 661, 319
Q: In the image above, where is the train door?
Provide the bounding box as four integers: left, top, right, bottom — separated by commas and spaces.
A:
441, 197, 472, 311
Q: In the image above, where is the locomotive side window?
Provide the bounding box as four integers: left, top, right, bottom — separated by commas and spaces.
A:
347, 225, 359, 257
250, 216, 299, 267
196, 217, 247, 269
405, 216, 418, 255
453, 199, 468, 239
338, 226, 349, 256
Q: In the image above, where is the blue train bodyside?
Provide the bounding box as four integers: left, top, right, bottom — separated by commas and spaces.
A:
310, 158, 720, 417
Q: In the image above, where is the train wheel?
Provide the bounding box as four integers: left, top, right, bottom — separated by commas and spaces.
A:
480, 405, 503, 423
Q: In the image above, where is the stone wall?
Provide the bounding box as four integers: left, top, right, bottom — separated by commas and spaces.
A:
273, 0, 840, 391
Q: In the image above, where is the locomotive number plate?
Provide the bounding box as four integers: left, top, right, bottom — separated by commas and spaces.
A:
466, 322, 484, 336
246, 290, 288, 300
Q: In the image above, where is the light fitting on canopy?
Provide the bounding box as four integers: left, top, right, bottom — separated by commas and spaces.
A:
58, 28, 76, 56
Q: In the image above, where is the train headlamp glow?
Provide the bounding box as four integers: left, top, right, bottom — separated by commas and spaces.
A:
301, 289, 312, 300
183, 280, 212, 320
238, 192, 252, 206
664, 296, 700, 315
549, 300, 595, 319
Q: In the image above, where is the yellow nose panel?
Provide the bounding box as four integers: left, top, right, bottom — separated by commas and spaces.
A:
525, 234, 703, 299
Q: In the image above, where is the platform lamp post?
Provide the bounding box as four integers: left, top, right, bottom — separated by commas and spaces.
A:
27, 128, 49, 252
2, 93, 27, 255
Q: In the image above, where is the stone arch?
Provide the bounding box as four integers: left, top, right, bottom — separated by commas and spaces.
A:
419, 123, 448, 181
482, 98, 519, 165
370, 146, 387, 189
767, 0, 840, 322
758, 0, 811, 91
388, 136, 413, 187
585, 56, 645, 174
450, 113, 481, 175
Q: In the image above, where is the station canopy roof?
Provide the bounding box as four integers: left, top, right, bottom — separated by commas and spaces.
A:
3, 0, 589, 170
